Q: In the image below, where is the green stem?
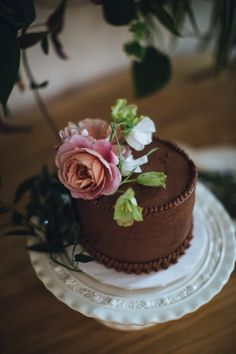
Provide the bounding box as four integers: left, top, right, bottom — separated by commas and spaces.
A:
50, 253, 81, 273
115, 189, 125, 195
109, 122, 114, 142
146, 147, 159, 157
112, 124, 123, 171
120, 178, 137, 185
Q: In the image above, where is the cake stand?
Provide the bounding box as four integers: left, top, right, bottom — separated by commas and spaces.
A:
28, 182, 236, 330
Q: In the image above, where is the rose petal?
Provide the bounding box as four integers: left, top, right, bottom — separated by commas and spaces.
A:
102, 164, 121, 195
78, 118, 111, 139
76, 152, 95, 170
93, 139, 113, 161
82, 147, 111, 171
68, 134, 93, 148
91, 158, 104, 185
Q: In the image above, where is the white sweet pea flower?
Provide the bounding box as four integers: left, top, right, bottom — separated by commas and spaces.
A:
125, 116, 156, 151
121, 153, 148, 176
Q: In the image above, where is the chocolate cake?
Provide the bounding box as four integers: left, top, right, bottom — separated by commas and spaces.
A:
76, 138, 197, 274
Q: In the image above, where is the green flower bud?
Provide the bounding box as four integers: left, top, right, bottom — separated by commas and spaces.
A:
114, 188, 143, 227
111, 99, 140, 135
137, 172, 167, 188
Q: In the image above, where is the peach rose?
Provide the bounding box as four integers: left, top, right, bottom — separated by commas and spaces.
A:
59, 119, 111, 142
56, 134, 121, 200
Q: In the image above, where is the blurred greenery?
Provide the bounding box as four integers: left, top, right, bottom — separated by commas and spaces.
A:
199, 171, 236, 219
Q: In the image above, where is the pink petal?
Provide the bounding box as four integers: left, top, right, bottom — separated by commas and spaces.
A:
93, 139, 112, 160
102, 164, 121, 196
75, 152, 95, 169
69, 134, 93, 149
78, 118, 111, 139
82, 147, 111, 171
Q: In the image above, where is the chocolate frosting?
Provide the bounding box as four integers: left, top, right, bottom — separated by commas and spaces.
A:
76, 138, 197, 274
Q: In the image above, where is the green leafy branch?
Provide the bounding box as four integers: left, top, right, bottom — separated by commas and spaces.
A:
0, 166, 94, 268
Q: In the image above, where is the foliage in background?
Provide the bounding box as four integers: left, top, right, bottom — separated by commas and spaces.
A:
0, 0, 236, 134
199, 172, 236, 219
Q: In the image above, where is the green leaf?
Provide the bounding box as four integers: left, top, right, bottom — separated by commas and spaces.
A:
14, 175, 38, 203
183, 0, 201, 36
0, 22, 20, 112
51, 33, 68, 60
137, 171, 167, 188
18, 32, 48, 49
0, 1, 35, 29
4, 229, 34, 236
129, 20, 149, 41
30, 80, 49, 90
214, 0, 236, 71
27, 242, 64, 253
41, 35, 49, 55
132, 205, 143, 222
169, 0, 186, 30
47, 0, 67, 35
74, 253, 95, 263
102, 0, 136, 26
152, 3, 180, 36
124, 41, 146, 62
132, 47, 171, 97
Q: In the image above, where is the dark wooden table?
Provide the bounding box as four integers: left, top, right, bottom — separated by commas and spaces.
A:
1, 55, 236, 354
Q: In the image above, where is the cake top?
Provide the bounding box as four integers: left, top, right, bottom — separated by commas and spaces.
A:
55, 98, 196, 225
89, 138, 197, 213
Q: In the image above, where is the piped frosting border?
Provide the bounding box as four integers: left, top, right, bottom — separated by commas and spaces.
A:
80, 225, 193, 274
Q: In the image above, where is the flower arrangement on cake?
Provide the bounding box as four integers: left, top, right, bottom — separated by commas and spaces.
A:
1, 98, 197, 274
56, 98, 166, 227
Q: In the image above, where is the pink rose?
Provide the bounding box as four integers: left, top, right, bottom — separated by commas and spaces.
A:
56, 134, 121, 200
59, 119, 111, 142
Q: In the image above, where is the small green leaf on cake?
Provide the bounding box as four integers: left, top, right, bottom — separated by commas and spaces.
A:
137, 172, 167, 188
114, 188, 143, 227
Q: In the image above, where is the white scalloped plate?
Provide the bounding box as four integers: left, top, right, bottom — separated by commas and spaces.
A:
29, 182, 236, 329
